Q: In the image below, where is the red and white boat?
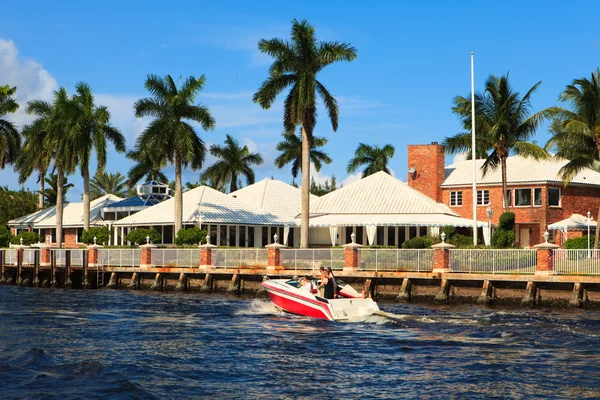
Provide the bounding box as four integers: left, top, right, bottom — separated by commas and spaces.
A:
261, 278, 380, 321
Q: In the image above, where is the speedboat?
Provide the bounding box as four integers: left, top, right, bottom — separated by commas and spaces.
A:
261, 278, 380, 321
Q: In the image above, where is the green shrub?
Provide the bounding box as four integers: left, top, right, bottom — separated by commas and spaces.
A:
498, 212, 515, 230
81, 226, 110, 245
401, 236, 433, 249
564, 235, 591, 249
10, 231, 40, 246
491, 212, 516, 248
450, 233, 474, 248
0, 225, 12, 247
443, 225, 457, 238
126, 228, 161, 245
175, 228, 207, 246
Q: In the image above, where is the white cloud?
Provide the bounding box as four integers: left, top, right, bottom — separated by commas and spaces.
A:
453, 152, 468, 163
341, 173, 362, 187
0, 38, 58, 128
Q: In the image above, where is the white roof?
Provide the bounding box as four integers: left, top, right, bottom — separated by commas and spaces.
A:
297, 213, 489, 228
548, 213, 597, 231
9, 194, 123, 228
114, 185, 283, 226
443, 155, 600, 187
311, 171, 456, 215
229, 178, 319, 223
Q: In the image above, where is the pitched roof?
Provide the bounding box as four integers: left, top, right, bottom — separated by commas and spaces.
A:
114, 185, 283, 226
9, 194, 123, 227
443, 155, 600, 186
311, 171, 456, 215
229, 178, 320, 222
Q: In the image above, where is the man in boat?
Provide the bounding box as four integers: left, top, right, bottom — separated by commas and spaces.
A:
300, 276, 313, 293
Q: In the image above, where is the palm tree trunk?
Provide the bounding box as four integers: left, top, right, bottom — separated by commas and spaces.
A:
502, 157, 509, 213
56, 169, 64, 249
174, 155, 183, 237
230, 174, 237, 193
38, 168, 45, 209
300, 125, 310, 248
82, 166, 90, 231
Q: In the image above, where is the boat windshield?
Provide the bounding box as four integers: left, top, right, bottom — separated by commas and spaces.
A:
286, 279, 300, 288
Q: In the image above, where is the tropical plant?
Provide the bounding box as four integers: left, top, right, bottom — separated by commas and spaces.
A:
80, 226, 110, 245
133, 74, 215, 234
72, 82, 126, 230
0, 225, 11, 247
443, 73, 549, 212
274, 129, 331, 178
0, 186, 38, 226
10, 231, 40, 246
126, 228, 161, 245
564, 235, 592, 250
0, 85, 20, 169
27, 88, 80, 248
175, 227, 207, 246
41, 173, 74, 207
253, 19, 357, 247
90, 171, 128, 199
201, 134, 263, 192
126, 148, 169, 187
545, 68, 600, 248
491, 212, 516, 248
310, 175, 338, 196
347, 143, 395, 177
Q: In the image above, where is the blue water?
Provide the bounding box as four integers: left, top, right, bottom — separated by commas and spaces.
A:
1, 286, 600, 399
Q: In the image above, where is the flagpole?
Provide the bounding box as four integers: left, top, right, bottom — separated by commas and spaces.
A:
471, 51, 478, 246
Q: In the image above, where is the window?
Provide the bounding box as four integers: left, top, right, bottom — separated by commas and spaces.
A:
387, 226, 396, 246
419, 226, 428, 237
514, 188, 531, 206
477, 190, 490, 206
548, 188, 561, 207
376, 226, 384, 245
76, 228, 84, 243
534, 188, 542, 206
450, 191, 463, 206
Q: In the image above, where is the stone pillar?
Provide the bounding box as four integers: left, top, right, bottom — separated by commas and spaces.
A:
139, 243, 156, 268
88, 244, 102, 267
432, 242, 455, 274
39, 244, 52, 266
199, 236, 217, 269
343, 233, 363, 272
534, 240, 559, 276
265, 234, 286, 272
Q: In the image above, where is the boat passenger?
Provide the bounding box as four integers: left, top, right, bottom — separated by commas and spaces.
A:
301, 276, 312, 293
328, 267, 337, 298
318, 266, 328, 297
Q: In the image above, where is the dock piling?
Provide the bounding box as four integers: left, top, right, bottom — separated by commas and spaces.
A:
435, 279, 450, 302
175, 273, 188, 292
150, 273, 162, 291
397, 278, 411, 302
477, 280, 494, 305
522, 282, 537, 307
569, 283, 585, 308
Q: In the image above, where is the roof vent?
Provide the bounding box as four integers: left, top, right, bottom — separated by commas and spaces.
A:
232, 195, 237, 198
431, 141, 438, 145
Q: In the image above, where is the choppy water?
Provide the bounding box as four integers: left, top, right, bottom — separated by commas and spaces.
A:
1, 287, 600, 399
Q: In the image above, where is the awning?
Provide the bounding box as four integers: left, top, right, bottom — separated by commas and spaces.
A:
548, 214, 597, 231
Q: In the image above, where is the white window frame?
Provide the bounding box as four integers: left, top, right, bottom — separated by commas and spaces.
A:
533, 188, 543, 207
514, 188, 532, 207
476, 189, 490, 206
548, 187, 561, 207
450, 191, 463, 207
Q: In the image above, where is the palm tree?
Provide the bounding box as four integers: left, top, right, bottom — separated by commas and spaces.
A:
443, 73, 549, 212
126, 149, 169, 187
134, 74, 215, 234
28, 88, 79, 248
72, 82, 126, 230
0, 85, 20, 169
545, 68, 600, 247
201, 134, 263, 192
90, 171, 128, 199
347, 143, 395, 177
253, 19, 357, 248
16, 120, 53, 209
275, 129, 332, 179
42, 173, 75, 206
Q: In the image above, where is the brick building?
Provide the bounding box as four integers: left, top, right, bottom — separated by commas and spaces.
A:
407, 143, 600, 247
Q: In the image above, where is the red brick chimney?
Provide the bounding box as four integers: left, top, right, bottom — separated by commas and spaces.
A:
407, 143, 445, 202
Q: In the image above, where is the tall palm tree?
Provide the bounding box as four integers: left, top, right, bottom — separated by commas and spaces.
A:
0, 85, 20, 169
28, 88, 79, 248
443, 73, 549, 212
42, 173, 74, 206
16, 120, 53, 209
126, 149, 169, 187
545, 68, 600, 247
90, 171, 128, 199
347, 143, 395, 177
253, 19, 357, 248
201, 134, 263, 192
134, 74, 215, 234
72, 82, 126, 230
275, 129, 332, 179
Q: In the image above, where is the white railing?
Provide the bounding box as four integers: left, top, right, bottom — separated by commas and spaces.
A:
97, 249, 140, 267
281, 248, 345, 271
2, 249, 16, 265
449, 249, 536, 274
51, 249, 86, 266
358, 249, 434, 272
151, 249, 199, 267
22, 249, 39, 265
1, 248, 40, 265
553, 249, 600, 275
212, 249, 268, 268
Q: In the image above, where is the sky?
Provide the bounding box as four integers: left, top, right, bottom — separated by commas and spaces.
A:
1, 0, 599, 201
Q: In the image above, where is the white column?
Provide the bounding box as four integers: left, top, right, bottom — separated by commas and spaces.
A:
395, 226, 399, 246
384, 227, 389, 246
121, 226, 125, 245
216, 225, 221, 246
226, 225, 230, 246
254, 226, 261, 247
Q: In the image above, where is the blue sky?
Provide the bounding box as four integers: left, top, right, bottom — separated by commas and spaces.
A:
1, 0, 599, 201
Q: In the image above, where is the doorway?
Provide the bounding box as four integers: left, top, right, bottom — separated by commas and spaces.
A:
519, 228, 531, 248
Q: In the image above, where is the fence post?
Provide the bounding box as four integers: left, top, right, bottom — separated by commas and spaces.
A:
14, 243, 26, 286
139, 243, 156, 269
200, 236, 217, 269
266, 234, 286, 273
343, 233, 363, 272
534, 232, 559, 276
432, 241, 455, 274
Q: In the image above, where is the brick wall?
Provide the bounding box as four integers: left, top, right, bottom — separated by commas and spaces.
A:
407, 143, 445, 202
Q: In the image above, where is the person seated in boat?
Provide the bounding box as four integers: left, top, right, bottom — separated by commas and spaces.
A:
300, 276, 313, 293
318, 266, 328, 297
327, 267, 337, 299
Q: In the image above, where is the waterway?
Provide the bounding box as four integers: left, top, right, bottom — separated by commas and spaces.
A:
1, 286, 600, 399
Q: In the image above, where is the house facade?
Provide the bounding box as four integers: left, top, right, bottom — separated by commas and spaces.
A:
407, 143, 600, 247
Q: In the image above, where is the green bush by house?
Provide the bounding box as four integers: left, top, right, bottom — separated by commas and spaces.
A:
126, 228, 161, 245
81, 226, 110, 245
564, 235, 591, 249
175, 228, 207, 246
491, 212, 516, 248
0, 225, 12, 247
10, 231, 40, 246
